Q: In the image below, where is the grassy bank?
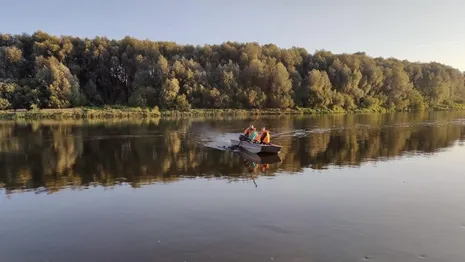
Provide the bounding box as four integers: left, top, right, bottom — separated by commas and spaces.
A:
0, 107, 374, 120
0, 107, 162, 120
0, 105, 464, 120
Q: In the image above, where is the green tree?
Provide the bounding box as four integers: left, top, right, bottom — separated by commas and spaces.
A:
35, 56, 84, 108
303, 70, 333, 108
381, 62, 414, 110
0, 46, 23, 79
160, 78, 181, 109
267, 62, 294, 108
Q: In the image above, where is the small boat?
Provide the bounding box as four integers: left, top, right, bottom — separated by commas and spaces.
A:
238, 149, 281, 164
231, 135, 282, 154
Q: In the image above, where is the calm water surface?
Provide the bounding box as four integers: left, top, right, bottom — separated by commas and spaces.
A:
1, 112, 465, 262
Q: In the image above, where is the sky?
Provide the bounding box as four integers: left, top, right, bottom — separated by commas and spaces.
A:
2, 0, 465, 70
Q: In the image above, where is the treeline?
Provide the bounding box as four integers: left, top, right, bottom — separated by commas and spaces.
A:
1, 31, 465, 111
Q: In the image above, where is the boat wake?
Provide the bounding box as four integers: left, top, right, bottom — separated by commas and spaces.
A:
200, 133, 239, 151
272, 128, 332, 138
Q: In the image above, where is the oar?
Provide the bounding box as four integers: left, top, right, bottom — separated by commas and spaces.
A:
232, 134, 248, 150
237, 137, 246, 148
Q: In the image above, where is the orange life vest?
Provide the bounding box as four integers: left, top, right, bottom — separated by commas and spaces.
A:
260, 130, 270, 144
260, 164, 270, 172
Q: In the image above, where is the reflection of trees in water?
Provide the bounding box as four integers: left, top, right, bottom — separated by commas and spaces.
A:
1, 112, 465, 194
275, 112, 465, 170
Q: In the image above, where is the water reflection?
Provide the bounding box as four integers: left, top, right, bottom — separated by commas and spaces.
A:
1, 111, 465, 194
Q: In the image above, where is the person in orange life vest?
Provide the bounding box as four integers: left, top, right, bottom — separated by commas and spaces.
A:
259, 127, 270, 144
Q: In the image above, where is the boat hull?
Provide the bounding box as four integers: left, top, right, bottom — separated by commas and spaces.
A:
231, 139, 282, 154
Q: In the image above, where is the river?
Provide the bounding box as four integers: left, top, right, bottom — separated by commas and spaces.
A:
1, 112, 465, 262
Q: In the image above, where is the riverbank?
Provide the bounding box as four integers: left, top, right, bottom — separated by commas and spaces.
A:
0, 107, 374, 120
0, 105, 463, 120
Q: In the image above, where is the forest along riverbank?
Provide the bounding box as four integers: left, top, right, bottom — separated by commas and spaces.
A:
2, 31, 465, 119
1, 107, 465, 120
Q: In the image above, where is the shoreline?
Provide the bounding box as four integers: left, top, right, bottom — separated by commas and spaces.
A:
0, 106, 461, 120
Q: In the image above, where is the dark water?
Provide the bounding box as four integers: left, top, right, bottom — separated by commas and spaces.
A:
1, 112, 465, 262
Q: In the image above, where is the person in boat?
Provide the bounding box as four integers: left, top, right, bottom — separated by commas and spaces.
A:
242, 125, 254, 139
259, 127, 271, 144
248, 127, 259, 142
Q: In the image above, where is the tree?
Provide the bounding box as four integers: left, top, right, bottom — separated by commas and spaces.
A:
381, 62, 414, 110
267, 62, 294, 108
304, 70, 333, 108
0, 46, 23, 79
129, 86, 158, 108
0, 80, 40, 109
35, 56, 84, 108
159, 78, 182, 109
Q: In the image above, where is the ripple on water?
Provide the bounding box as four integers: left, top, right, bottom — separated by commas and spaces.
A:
252, 224, 293, 235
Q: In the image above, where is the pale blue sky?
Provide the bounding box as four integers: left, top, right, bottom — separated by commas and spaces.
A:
2, 0, 465, 70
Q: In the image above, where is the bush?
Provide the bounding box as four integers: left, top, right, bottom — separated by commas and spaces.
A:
173, 94, 191, 111
332, 105, 345, 113
30, 104, 39, 111
152, 106, 161, 115
0, 98, 11, 110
